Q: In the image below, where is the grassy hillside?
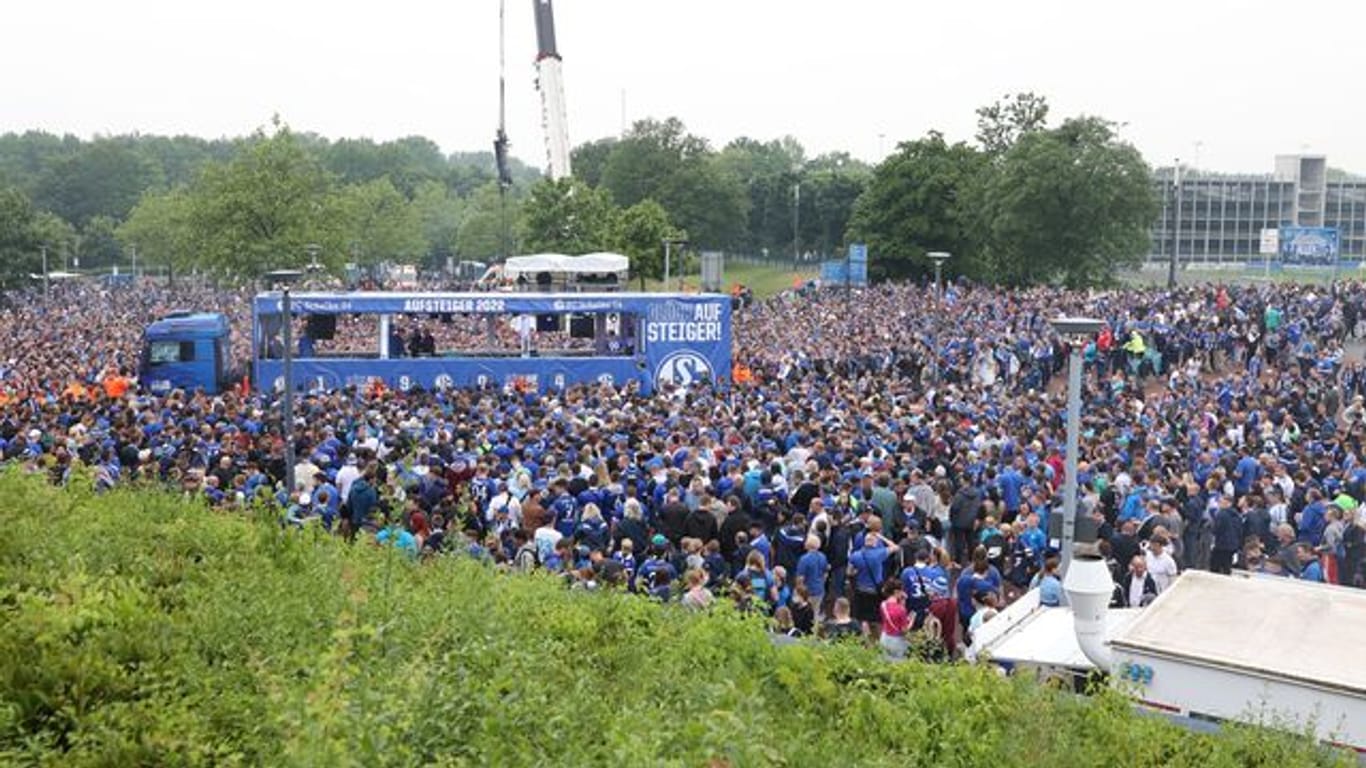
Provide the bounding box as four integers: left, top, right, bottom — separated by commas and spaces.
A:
646, 261, 818, 299
0, 471, 1347, 767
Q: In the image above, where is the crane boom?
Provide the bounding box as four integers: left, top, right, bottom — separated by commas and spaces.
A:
533, 0, 571, 180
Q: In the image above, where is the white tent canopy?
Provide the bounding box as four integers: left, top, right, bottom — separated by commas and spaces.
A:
501, 253, 629, 278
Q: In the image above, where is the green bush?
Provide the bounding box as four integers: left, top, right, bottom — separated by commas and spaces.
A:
0, 471, 1350, 766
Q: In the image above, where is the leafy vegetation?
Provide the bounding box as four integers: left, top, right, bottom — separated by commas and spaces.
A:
1, 94, 1158, 286
0, 471, 1348, 767
848, 93, 1158, 286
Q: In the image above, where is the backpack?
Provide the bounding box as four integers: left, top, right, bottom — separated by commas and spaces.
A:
516, 542, 540, 570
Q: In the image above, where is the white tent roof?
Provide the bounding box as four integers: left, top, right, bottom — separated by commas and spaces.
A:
971, 588, 1143, 670
574, 252, 630, 273
502, 253, 629, 277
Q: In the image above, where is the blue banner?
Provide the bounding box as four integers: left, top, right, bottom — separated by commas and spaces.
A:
1279, 227, 1340, 265
253, 292, 731, 395
818, 244, 869, 286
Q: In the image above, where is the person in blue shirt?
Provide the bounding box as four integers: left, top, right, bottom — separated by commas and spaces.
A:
1296, 543, 1325, 583
794, 534, 829, 616
957, 545, 1003, 632
375, 517, 419, 558
997, 459, 1028, 518
1037, 556, 1064, 606
548, 479, 579, 539
635, 536, 678, 593
748, 523, 773, 569
1233, 454, 1261, 497
848, 531, 892, 634
1297, 489, 1328, 547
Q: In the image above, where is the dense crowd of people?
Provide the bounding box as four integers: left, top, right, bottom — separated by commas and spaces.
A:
3, 276, 1365, 660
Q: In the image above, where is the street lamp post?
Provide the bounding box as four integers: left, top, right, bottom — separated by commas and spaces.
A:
1168, 159, 1181, 289
1049, 317, 1106, 580
662, 238, 688, 292
40, 244, 49, 300
266, 269, 304, 497
927, 251, 951, 299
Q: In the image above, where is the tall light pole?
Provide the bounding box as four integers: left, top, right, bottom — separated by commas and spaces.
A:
792, 181, 801, 273
927, 251, 951, 299
1168, 159, 1181, 289
266, 269, 304, 497
1050, 317, 1106, 580
40, 244, 49, 300
662, 238, 688, 292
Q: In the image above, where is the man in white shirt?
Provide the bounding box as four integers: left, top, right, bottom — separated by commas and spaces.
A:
487, 481, 522, 529
335, 456, 361, 503
293, 455, 321, 494
534, 518, 563, 562
1144, 535, 1179, 593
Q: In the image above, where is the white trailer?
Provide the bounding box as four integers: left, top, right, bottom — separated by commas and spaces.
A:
976, 559, 1366, 754
1108, 569, 1366, 754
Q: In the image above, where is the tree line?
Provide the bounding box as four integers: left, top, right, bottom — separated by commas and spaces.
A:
0, 94, 1158, 288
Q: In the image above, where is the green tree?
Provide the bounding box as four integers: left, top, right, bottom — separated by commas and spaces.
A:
455, 181, 523, 260
0, 131, 82, 197
0, 186, 42, 288
612, 199, 683, 287
117, 188, 195, 277
717, 136, 805, 255
976, 91, 1051, 156
32, 139, 163, 225
186, 124, 336, 276
975, 117, 1158, 286
522, 177, 617, 254
599, 118, 747, 249
411, 179, 463, 267
846, 132, 987, 280
324, 177, 425, 266
76, 215, 123, 270
798, 153, 871, 259
570, 137, 617, 188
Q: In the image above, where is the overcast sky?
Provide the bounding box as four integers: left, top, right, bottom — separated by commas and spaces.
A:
3, 0, 1363, 174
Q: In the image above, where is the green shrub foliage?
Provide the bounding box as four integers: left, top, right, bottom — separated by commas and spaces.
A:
0, 471, 1348, 766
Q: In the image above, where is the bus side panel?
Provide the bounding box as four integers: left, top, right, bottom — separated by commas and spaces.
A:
256, 358, 645, 394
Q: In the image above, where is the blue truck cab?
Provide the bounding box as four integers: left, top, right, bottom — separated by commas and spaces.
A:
141, 311, 232, 395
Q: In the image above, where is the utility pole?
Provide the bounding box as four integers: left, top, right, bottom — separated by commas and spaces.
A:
494, 0, 513, 262
281, 283, 295, 496
835, 240, 846, 312
663, 238, 688, 293
265, 269, 304, 497
1168, 159, 1181, 289
1049, 317, 1106, 580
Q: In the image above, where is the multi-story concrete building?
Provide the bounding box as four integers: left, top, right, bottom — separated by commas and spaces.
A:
1148, 155, 1366, 263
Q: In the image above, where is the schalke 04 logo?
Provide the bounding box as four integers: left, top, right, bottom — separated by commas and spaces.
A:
655, 351, 712, 387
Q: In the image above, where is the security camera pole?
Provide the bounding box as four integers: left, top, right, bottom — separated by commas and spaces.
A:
1049, 316, 1106, 579
927, 251, 951, 299
266, 268, 304, 496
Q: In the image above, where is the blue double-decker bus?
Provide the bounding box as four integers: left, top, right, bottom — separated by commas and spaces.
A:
251, 291, 732, 395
